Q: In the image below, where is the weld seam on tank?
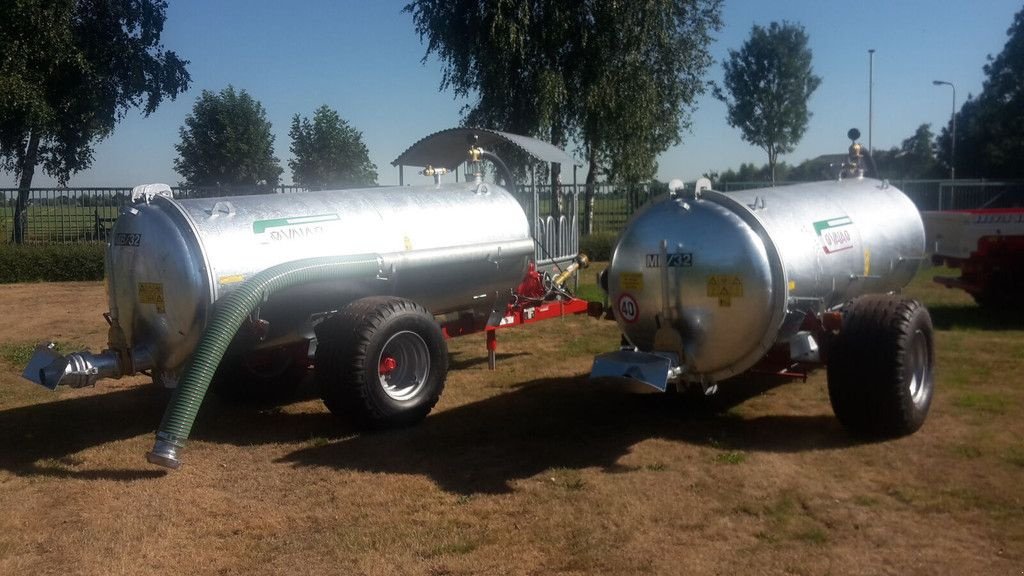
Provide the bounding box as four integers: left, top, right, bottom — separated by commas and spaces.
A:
146, 254, 382, 470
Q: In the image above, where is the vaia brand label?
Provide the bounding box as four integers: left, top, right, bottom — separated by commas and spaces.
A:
252, 214, 340, 243
813, 216, 856, 254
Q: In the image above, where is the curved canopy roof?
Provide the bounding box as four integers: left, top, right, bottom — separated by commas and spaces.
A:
391, 127, 577, 169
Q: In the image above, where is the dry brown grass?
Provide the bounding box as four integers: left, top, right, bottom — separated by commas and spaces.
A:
1, 265, 1022, 575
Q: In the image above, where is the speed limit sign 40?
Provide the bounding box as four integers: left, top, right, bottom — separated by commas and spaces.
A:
617, 293, 640, 323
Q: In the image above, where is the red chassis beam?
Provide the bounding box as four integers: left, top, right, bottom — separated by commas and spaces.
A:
440, 297, 598, 370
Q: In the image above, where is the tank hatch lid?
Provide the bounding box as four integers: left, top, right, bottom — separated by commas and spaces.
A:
391, 127, 578, 169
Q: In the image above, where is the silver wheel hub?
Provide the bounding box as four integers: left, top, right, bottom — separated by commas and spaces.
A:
908, 329, 930, 406
377, 331, 430, 401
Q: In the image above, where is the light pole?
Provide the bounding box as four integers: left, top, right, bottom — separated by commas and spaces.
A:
868, 49, 875, 154
933, 80, 956, 181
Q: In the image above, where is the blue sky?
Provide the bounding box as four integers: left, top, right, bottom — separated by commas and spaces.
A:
7, 0, 1022, 188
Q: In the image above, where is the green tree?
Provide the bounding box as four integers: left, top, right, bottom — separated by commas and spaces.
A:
873, 124, 941, 179
0, 0, 190, 243
404, 0, 721, 232
288, 106, 377, 190
937, 6, 1024, 179
714, 21, 821, 183
174, 86, 282, 190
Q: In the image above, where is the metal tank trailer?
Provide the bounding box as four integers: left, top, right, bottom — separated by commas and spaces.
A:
593, 151, 936, 438
22, 129, 592, 469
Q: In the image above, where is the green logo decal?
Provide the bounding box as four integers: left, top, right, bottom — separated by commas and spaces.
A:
813, 216, 855, 254
253, 213, 340, 242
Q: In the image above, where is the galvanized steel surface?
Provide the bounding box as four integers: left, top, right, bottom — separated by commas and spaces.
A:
107, 182, 533, 379
606, 178, 925, 382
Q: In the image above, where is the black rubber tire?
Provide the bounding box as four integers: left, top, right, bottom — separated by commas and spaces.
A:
314, 296, 448, 428
827, 295, 935, 438
210, 345, 308, 404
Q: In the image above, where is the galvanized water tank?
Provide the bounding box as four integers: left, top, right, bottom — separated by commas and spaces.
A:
107, 183, 533, 384
606, 178, 925, 382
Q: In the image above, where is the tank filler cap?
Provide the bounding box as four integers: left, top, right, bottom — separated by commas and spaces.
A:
668, 178, 692, 201
130, 183, 173, 204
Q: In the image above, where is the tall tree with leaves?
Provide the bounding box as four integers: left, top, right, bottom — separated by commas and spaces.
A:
404, 0, 721, 231
288, 106, 377, 190
936, 6, 1024, 179
714, 21, 821, 183
0, 0, 190, 243
174, 86, 282, 190
874, 123, 941, 179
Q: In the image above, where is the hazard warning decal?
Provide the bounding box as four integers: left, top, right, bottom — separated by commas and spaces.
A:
706, 275, 744, 307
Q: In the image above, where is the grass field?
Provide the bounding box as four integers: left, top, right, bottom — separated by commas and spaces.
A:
0, 265, 1021, 575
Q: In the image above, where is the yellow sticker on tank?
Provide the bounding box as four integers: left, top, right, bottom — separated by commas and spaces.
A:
403, 235, 414, 251
138, 282, 166, 313
863, 248, 871, 276
620, 272, 644, 291
706, 275, 744, 307
218, 274, 245, 285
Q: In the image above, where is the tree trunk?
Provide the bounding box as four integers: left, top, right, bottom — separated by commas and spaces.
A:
583, 146, 598, 236
12, 132, 40, 245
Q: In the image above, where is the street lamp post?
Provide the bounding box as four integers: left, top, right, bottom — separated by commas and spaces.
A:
933, 80, 957, 181
868, 49, 875, 154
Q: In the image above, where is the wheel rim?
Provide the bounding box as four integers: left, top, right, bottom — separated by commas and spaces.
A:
377, 331, 430, 401
908, 329, 931, 406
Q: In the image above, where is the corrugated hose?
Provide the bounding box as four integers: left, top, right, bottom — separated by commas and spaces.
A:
145, 254, 382, 470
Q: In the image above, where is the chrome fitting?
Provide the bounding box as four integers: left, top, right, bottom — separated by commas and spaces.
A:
146, 439, 183, 470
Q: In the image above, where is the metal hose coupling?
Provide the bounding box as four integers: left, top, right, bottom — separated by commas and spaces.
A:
146, 435, 183, 470
23, 344, 122, 389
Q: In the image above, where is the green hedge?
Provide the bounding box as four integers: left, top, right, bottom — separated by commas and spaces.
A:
579, 231, 619, 262
0, 243, 105, 283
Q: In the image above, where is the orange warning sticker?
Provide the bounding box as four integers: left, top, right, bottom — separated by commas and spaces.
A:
138, 282, 166, 313
706, 275, 744, 307
619, 272, 644, 292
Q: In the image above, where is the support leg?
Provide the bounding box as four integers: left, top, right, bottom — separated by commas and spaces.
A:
486, 330, 497, 371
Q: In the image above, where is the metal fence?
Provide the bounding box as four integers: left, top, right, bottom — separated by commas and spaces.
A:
0, 185, 305, 244
3, 179, 1021, 245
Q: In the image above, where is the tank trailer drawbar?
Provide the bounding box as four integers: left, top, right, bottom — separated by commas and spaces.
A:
593, 131, 935, 438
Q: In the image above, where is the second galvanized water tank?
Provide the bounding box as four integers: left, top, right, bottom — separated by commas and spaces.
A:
606, 178, 925, 382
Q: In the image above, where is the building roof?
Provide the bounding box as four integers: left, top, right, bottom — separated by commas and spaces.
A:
391, 127, 577, 169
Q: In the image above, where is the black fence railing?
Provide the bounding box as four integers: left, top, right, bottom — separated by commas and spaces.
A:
3, 180, 1021, 245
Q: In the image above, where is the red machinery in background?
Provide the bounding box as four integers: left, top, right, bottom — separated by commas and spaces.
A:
924, 208, 1024, 308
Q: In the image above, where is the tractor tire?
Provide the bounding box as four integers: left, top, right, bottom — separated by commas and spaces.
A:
210, 345, 308, 404
827, 295, 935, 438
315, 296, 448, 428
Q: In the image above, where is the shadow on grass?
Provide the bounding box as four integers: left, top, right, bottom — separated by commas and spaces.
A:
274, 373, 858, 494
0, 372, 859, 486
0, 385, 169, 480
928, 304, 1024, 331
447, 350, 531, 371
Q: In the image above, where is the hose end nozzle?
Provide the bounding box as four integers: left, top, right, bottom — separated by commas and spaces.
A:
146, 439, 183, 470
